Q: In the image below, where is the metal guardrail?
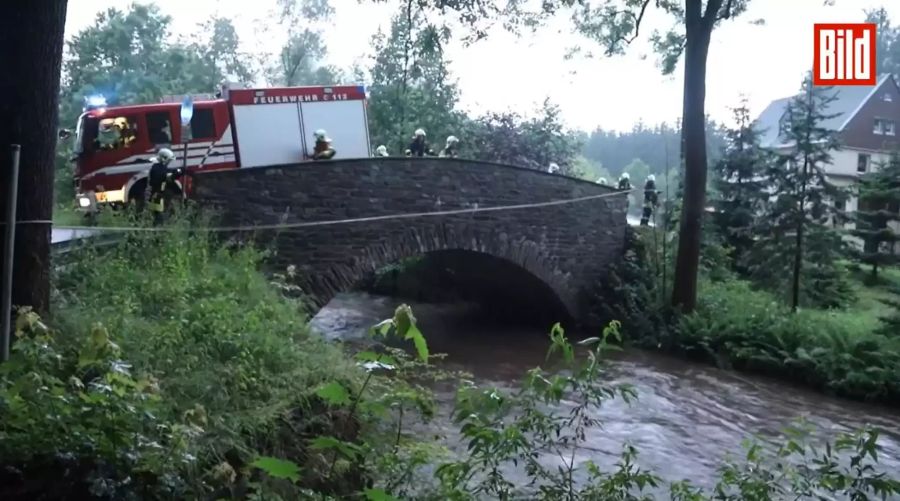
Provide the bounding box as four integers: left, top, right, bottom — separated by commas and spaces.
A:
51, 227, 122, 257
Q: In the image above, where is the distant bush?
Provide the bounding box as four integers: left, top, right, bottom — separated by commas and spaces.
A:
677, 279, 900, 401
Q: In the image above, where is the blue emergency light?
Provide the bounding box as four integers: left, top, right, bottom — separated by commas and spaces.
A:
84, 94, 107, 111
180, 96, 194, 126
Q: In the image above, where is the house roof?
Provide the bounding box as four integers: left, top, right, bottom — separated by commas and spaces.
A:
754, 74, 896, 148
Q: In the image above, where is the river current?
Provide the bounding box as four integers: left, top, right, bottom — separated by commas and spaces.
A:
310, 292, 900, 491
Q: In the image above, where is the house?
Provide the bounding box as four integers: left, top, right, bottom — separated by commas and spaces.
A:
754, 73, 900, 239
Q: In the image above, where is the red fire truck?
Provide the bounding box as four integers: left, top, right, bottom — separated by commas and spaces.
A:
71, 83, 372, 212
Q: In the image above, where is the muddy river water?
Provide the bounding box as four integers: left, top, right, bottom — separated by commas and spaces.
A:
310, 292, 900, 491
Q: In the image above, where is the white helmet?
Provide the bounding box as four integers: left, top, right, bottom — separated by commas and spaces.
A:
620, 172, 630, 180
446, 135, 459, 145
314, 129, 327, 140
375, 145, 388, 156
414, 128, 426, 137
596, 177, 607, 185
548, 162, 560, 173
156, 148, 175, 164
647, 174, 656, 182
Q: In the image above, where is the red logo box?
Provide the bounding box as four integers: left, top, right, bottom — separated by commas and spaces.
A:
813, 23, 876, 86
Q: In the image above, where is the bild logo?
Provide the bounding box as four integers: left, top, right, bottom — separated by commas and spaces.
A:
814, 23, 876, 86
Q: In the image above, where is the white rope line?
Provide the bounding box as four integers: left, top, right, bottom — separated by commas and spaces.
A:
46, 188, 635, 234
0, 220, 54, 225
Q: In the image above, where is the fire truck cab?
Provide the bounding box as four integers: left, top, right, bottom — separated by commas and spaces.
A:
72, 83, 371, 212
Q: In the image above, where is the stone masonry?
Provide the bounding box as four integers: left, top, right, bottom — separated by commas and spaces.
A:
191, 158, 629, 328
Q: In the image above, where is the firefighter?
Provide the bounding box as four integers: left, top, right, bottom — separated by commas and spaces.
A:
617, 172, 631, 190
440, 135, 459, 158
311, 129, 336, 160
408, 128, 434, 157
97, 119, 121, 150
375, 145, 389, 157
640, 174, 660, 226
547, 163, 560, 174
146, 148, 184, 226
596, 177, 608, 186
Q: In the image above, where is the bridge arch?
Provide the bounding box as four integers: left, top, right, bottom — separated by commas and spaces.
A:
295, 224, 579, 320
193, 157, 629, 328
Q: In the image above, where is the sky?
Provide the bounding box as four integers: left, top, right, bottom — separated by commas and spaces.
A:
64, 0, 900, 132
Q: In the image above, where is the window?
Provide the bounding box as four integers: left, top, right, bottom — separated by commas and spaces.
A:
885, 92, 894, 102
857, 153, 870, 173
189, 108, 216, 140
85, 115, 138, 152
874, 118, 896, 136
835, 198, 846, 212
146, 111, 173, 145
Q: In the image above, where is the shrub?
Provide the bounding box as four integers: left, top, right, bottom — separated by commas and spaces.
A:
0, 309, 195, 499
677, 279, 900, 401
5, 217, 365, 497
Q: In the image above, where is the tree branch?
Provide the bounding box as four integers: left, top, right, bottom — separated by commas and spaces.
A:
701, 0, 724, 27
626, 0, 652, 44
720, 0, 734, 20
605, 0, 652, 48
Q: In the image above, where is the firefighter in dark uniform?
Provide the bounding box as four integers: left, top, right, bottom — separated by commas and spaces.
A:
147, 148, 184, 225
640, 174, 660, 226
617, 172, 632, 190
407, 128, 434, 157
311, 129, 336, 160
439, 135, 459, 158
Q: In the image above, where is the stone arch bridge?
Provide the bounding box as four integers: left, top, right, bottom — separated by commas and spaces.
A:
192, 158, 629, 329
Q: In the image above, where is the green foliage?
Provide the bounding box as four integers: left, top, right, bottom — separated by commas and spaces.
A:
747, 77, 854, 310
432, 321, 653, 499
676, 279, 900, 401
365, 4, 464, 155
60, 3, 252, 125
596, 229, 676, 349
251, 457, 302, 482
465, 99, 584, 172
867, 7, 900, 78
852, 152, 900, 278
33, 214, 360, 497
0, 308, 195, 498
267, 0, 342, 86
711, 99, 772, 267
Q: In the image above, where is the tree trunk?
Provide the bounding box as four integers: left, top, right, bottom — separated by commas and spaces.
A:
671, 15, 712, 312
791, 199, 804, 312
0, 1, 69, 315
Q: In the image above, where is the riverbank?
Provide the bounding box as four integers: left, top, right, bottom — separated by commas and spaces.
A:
3, 222, 900, 499
612, 229, 900, 406
2, 222, 368, 499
